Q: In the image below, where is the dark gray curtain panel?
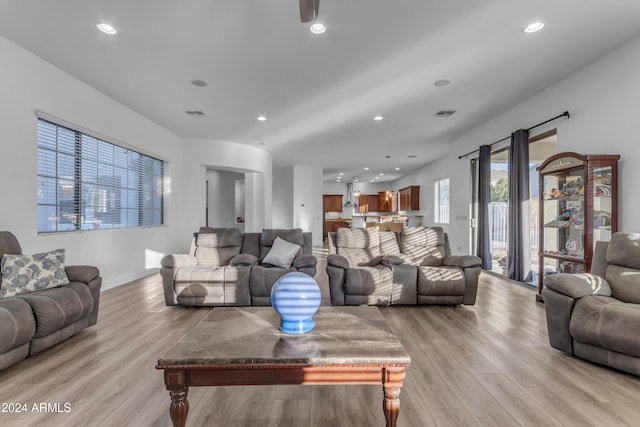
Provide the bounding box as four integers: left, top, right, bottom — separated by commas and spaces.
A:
477, 145, 492, 270
507, 129, 532, 282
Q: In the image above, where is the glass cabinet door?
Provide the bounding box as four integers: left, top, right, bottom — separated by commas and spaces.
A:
592, 165, 614, 248
541, 168, 585, 267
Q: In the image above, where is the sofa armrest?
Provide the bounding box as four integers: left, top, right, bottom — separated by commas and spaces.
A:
160, 254, 197, 269
443, 255, 482, 269
293, 254, 317, 269
327, 254, 349, 269
544, 273, 611, 298
382, 254, 406, 267
65, 265, 100, 283
230, 253, 259, 266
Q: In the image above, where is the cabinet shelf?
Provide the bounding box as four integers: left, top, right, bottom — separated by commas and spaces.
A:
536, 152, 619, 302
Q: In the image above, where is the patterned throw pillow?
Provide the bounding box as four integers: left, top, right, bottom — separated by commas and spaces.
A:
0, 249, 69, 298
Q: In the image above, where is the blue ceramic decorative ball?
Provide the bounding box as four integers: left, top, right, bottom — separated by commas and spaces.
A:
271, 272, 321, 334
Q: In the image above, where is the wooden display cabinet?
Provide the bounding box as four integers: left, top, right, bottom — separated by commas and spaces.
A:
536, 152, 619, 302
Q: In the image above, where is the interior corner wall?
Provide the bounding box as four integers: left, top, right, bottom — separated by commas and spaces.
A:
0, 35, 184, 290
291, 166, 323, 246
273, 167, 294, 228
181, 139, 272, 234
428, 33, 640, 255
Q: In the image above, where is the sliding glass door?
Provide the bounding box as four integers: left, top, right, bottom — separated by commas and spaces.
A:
471, 131, 557, 284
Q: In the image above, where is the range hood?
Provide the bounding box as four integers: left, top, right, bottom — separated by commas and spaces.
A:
344, 182, 356, 207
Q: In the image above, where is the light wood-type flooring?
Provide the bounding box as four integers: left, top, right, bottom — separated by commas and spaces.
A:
1, 254, 640, 426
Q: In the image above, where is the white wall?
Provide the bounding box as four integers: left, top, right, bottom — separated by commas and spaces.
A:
0, 36, 184, 289
272, 167, 294, 228
181, 139, 272, 235
404, 33, 640, 255
206, 169, 244, 228
292, 166, 323, 246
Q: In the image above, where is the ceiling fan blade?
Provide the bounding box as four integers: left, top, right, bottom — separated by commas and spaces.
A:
299, 0, 319, 23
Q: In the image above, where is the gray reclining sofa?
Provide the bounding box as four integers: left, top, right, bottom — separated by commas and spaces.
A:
0, 231, 101, 371
161, 227, 316, 306
327, 226, 481, 306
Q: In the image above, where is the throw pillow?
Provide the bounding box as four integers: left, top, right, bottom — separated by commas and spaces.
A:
0, 249, 70, 298
262, 237, 301, 269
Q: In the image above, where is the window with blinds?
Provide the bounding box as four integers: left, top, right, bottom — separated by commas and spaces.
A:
37, 118, 164, 233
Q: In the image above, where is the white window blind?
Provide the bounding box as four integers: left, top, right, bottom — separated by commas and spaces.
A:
37, 118, 164, 233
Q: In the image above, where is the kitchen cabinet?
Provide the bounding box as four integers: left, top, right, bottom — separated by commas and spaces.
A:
357, 194, 379, 213
536, 152, 619, 301
378, 191, 397, 212
323, 194, 343, 212
398, 186, 420, 211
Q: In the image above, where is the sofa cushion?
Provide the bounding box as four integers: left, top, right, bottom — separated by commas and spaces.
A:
195, 228, 243, 267
605, 265, 640, 304
417, 266, 465, 296
259, 229, 304, 260
262, 237, 301, 268
18, 282, 93, 338
606, 232, 640, 269
379, 231, 401, 256
0, 298, 36, 354
345, 266, 393, 298
570, 295, 640, 358
1, 249, 69, 298
249, 265, 295, 298
402, 227, 445, 266
336, 228, 381, 266
174, 266, 226, 302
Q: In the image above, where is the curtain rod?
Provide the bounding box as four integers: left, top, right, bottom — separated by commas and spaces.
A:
457, 111, 570, 159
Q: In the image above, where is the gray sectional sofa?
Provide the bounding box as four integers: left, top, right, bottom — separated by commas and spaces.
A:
543, 232, 640, 376
0, 231, 102, 371
327, 226, 482, 306
161, 228, 316, 306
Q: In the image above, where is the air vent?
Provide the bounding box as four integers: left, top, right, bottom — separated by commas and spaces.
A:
434, 110, 456, 118
186, 110, 205, 117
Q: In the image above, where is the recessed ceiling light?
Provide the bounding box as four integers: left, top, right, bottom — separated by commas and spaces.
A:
339, 173, 344, 176
374, 115, 384, 121
375, 176, 380, 179
191, 79, 207, 87
379, 173, 384, 176
336, 179, 340, 182
395, 167, 400, 171
97, 23, 117, 35
310, 23, 326, 34
257, 115, 267, 121
364, 167, 369, 170
524, 22, 544, 33
434, 79, 451, 87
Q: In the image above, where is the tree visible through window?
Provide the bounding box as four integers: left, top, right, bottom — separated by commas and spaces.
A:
37, 118, 164, 233
434, 178, 450, 224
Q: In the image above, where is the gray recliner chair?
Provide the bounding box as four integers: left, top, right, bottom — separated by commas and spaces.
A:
543, 232, 640, 376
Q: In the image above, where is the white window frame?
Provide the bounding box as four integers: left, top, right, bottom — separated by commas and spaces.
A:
37, 118, 165, 233
434, 177, 450, 224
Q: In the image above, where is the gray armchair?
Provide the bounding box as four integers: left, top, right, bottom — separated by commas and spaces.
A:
543, 232, 640, 375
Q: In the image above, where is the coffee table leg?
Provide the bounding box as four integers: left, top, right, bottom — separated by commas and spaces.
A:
382, 367, 406, 427
169, 387, 189, 427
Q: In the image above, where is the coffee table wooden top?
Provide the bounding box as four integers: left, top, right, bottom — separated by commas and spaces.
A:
157, 306, 410, 368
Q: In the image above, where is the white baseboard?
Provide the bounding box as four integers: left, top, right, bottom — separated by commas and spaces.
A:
101, 269, 159, 291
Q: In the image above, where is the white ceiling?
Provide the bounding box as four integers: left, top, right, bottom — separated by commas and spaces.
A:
1, 1, 640, 182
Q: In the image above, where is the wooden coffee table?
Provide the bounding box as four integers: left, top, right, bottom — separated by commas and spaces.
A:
156, 306, 411, 426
